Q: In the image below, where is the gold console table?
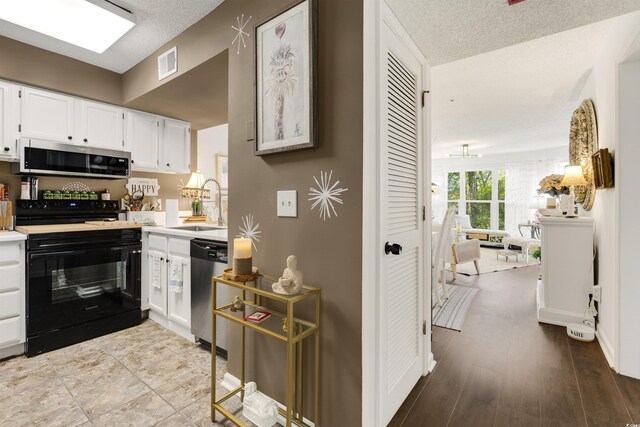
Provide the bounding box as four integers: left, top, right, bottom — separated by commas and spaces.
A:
211, 274, 321, 427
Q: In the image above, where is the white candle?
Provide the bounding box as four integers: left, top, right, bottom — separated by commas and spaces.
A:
234, 238, 252, 259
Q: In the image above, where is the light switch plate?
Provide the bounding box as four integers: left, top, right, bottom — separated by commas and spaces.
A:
277, 190, 297, 217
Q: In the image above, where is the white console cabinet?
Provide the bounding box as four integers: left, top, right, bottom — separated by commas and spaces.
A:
0, 234, 26, 359
537, 217, 594, 326
142, 231, 192, 340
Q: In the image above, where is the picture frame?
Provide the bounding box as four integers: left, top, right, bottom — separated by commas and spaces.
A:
216, 154, 228, 189
254, 0, 318, 156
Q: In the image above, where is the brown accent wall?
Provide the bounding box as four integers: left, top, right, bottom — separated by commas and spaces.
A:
0, 36, 122, 105
124, 0, 364, 424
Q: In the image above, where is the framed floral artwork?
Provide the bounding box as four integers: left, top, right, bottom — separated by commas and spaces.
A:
254, 0, 317, 155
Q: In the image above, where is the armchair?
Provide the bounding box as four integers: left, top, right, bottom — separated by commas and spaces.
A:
450, 238, 481, 279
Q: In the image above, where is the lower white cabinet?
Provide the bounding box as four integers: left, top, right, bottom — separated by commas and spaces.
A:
537, 217, 594, 326
0, 237, 26, 358
143, 232, 192, 340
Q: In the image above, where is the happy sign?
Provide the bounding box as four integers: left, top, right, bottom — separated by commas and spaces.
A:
126, 178, 160, 197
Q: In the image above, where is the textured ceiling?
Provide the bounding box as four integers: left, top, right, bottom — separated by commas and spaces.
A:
0, 0, 224, 73
386, 0, 640, 65
125, 51, 228, 131
431, 18, 615, 159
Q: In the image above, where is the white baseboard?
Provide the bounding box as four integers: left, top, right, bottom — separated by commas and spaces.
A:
0, 343, 24, 360
148, 311, 195, 342
220, 372, 316, 427
427, 352, 437, 373
596, 330, 615, 369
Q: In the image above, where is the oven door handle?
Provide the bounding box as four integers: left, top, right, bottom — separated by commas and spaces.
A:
29, 245, 141, 260
29, 250, 80, 259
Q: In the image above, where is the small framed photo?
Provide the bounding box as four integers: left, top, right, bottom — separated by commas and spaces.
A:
245, 311, 272, 324
216, 154, 228, 190
254, 0, 317, 155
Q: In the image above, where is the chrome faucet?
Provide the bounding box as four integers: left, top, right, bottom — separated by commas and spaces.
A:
201, 178, 224, 226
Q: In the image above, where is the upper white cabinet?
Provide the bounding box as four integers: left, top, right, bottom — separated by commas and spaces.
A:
127, 110, 160, 171
0, 82, 20, 160
161, 118, 190, 174
0, 79, 192, 173
21, 87, 75, 143
75, 100, 124, 150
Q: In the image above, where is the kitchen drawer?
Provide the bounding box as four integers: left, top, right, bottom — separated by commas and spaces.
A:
0, 290, 20, 319
0, 243, 20, 264
168, 238, 190, 257
0, 316, 22, 347
0, 263, 20, 292
148, 234, 167, 252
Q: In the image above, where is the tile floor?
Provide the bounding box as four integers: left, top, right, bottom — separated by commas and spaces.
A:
0, 320, 251, 426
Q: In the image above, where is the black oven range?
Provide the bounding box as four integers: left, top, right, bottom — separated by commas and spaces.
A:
16, 200, 142, 356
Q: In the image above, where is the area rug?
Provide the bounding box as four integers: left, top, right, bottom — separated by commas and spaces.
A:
432, 284, 479, 331
446, 247, 539, 276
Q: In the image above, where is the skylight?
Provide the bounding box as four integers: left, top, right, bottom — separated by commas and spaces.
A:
0, 0, 136, 54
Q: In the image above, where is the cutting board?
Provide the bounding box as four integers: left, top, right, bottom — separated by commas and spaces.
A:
85, 220, 136, 227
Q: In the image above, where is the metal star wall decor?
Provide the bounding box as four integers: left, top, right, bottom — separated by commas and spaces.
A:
308, 170, 349, 221
231, 14, 252, 55
238, 214, 261, 250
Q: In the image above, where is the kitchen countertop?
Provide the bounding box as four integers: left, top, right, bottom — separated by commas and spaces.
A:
142, 224, 228, 242
0, 231, 27, 242
16, 222, 143, 235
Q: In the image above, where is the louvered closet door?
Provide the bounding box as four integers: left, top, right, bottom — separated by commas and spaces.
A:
380, 20, 424, 425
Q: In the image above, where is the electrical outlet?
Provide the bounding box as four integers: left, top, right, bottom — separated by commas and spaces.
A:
592, 285, 602, 303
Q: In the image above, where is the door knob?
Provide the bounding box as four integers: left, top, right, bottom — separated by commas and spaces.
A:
385, 242, 402, 255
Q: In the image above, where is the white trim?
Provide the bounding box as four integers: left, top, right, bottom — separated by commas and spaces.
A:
427, 352, 437, 373
596, 330, 615, 369
362, 0, 382, 425
220, 372, 316, 427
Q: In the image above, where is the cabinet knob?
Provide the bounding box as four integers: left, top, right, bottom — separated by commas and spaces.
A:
131, 160, 135, 164
3, 147, 9, 152
83, 138, 88, 143
166, 163, 170, 167
160, 257, 164, 261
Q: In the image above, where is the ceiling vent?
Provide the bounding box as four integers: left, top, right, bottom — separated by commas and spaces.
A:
158, 46, 177, 80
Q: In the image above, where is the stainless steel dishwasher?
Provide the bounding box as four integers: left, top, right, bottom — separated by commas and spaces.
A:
190, 239, 228, 356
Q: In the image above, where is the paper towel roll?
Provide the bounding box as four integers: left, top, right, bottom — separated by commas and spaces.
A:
166, 199, 179, 226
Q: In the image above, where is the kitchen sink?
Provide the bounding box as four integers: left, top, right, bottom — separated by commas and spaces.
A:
167, 225, 224, 232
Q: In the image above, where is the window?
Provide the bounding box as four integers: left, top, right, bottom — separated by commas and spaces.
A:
447, 169, 506, 230
447, 172, 460, 214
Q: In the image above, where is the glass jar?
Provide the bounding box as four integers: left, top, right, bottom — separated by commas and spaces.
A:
43, 190, 54, 200
80, 192, 89, 200
89, 191, 98, 200
53, 190, 63, 200
62, 191, 72, 200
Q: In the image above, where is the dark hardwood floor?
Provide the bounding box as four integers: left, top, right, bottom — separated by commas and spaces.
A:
389, 265, 640, 427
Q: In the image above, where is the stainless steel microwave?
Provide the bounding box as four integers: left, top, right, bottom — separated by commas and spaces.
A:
13, 139, 131, 179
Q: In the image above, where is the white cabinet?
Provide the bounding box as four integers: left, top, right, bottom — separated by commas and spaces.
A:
127, 110, 160, 171
75, 100, 124, 150
21, 87, 75, 143
0, 82, 19, 161
0, 238, 26, 357
144, 232, 192, 339
537, 217, 594, 326
161, 118, 190, 174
